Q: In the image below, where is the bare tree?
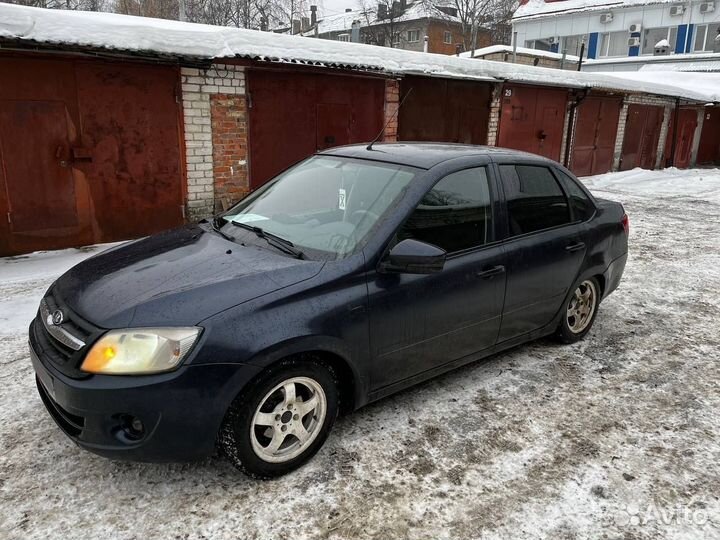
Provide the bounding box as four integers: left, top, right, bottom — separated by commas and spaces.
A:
422, 0, 517, 51
5, 0, 108, 10
358, 0, 404, 48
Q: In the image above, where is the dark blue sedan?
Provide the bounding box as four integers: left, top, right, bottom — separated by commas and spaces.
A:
29, 144, 628, 477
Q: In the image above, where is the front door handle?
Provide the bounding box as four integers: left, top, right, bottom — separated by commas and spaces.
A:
476, 265, 505, 279
565, 242, 586, 253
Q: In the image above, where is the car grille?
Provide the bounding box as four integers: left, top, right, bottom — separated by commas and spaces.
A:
36, 376, 85, 437
31, 292, 99, 379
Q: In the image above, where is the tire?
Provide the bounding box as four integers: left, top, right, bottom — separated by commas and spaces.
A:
219, 357, 339, 478
555, 277, 601, 344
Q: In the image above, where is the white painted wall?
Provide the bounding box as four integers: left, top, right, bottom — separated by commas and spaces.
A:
514, 1, 720, 56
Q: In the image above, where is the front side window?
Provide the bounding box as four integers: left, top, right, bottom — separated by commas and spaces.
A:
500, 165, 570, 236
398, 167, 493, 253
554, 169, 595, 222
222, 156, 417, 259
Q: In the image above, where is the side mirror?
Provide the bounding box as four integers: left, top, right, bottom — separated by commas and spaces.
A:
380, 239, 446, 274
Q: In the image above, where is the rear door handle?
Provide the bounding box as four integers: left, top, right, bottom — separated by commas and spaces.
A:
565, 242, 586, 253
476, 265, 505, 279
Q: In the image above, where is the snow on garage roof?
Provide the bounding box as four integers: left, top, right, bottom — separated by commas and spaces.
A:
0, 3, 718, 103
514, 0, 681, 21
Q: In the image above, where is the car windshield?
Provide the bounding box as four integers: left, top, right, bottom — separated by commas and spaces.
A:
221, 156, 418, 260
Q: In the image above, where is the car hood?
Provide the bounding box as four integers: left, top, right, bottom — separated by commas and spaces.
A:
52, 226, 324, 328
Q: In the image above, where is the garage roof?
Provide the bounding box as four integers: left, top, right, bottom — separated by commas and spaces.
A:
1, 3, 719, 103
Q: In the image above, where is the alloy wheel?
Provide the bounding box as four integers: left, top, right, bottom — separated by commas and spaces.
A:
250, 376, 327, 463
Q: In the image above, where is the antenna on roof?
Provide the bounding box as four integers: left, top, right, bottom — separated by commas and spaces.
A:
367, 87, 413, 151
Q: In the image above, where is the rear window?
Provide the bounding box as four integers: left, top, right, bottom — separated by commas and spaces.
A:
499, 165, 571, 236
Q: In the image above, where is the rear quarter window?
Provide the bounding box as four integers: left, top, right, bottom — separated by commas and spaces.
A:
554, 169, 596, 222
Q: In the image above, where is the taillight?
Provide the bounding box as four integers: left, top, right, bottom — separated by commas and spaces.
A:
621, 213, 629, 235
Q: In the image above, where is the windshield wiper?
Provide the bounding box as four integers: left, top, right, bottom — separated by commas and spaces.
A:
229, 221, 304, 259
200, 216, 235, 242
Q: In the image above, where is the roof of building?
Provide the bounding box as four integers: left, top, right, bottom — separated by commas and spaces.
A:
302, 0, 460, 37
460, 44, 580, 62
1, 3, 719, 103
514, 0, 685, 21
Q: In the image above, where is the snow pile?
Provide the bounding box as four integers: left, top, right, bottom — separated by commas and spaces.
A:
460, 44, 581, 62
581, 167, 720, 203
1, 3, 720, 102
605, 71, 720, 99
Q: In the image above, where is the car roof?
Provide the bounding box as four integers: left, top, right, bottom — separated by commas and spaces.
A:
320, 142, 555, 169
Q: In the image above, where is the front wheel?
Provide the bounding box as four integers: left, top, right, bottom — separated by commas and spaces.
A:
219, 358, 339, 478
555, 277, 600, 343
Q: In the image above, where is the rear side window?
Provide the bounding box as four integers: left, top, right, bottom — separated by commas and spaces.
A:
554, 169, 595, 222
499, 165, 570, 236
398, 167, 493, 253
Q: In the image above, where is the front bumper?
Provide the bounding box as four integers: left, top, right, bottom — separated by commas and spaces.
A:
30, 336, 261, 462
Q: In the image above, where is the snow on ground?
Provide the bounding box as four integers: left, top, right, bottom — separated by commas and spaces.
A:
1, 168, 720, 539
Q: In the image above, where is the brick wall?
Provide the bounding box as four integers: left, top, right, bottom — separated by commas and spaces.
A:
486, 84, 503, 147
383, 79, 400, 142
180, 64, 246, 221
211, 95, 249, 212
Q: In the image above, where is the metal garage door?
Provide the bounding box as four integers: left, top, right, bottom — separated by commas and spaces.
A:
570, 95, 622, 176
398, 76, 491, 145
663, 108, 698, 169
697, 106, 720, 166
247, 69, 385, 189
0, 55, 184, 256
497, 85, 568, 161
620, 104, 663, 171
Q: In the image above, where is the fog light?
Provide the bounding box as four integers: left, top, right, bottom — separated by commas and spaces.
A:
118, 414, 144, 441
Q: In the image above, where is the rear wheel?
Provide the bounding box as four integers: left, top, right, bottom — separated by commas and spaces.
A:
556, 277, 600, 343
219, 358, 338, 478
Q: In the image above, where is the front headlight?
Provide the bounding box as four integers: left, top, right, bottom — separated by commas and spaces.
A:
81, 327, 201, 375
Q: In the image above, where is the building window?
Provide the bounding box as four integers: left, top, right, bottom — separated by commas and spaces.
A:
642, 27, 678, 54
693, 24, 720, 52
598, 31, 631, 57
337, 33, 350, 42
407, 30, 420, 43
444, 31, 452, 44
525, 38, 554, 52
562, 34, 587, 56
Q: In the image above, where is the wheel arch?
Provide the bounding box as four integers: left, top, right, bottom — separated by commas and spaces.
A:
243, 336, 367, 415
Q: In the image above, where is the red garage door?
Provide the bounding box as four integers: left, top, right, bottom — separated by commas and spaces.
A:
570, 96, 622, 176
398, 76, 492, 145
620, 104, 663, 171
663, 108, 698, 169
0, 55, 184, 256
247, 69, 385, 189
697, 106, 720, 166
497, 85, 568, 161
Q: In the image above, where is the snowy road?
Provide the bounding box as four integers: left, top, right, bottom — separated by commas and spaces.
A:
1, 168, 719, 539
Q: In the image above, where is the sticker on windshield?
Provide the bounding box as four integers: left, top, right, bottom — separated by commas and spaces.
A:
228, 213, 268, 223
338, 189, 346, 211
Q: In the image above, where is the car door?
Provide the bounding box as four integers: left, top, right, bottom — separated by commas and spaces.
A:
366, 166, 506, 391
496, 162, 587, 342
